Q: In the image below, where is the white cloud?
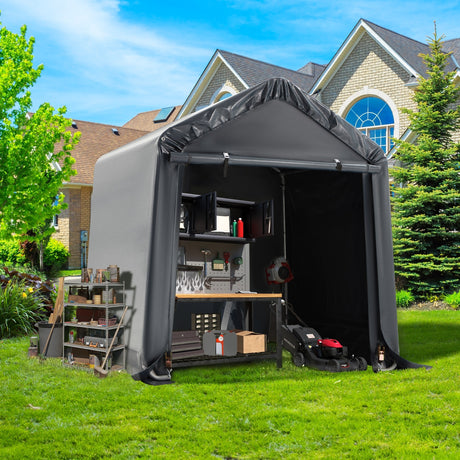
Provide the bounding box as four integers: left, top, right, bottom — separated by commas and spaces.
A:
0, 0, 211, 123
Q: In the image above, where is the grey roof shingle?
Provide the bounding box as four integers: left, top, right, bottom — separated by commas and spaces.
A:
443, 38, 460, 66
363, 19, 458, 77
218, 49, 323, 92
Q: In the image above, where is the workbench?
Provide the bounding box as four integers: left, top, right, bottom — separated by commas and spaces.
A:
174, 293, 283, 368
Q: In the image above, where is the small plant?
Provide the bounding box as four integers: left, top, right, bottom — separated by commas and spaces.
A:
444, 291, 460, 309
395, 289, 415, 308
0, 280, 47, 338
43, 239, 69, 272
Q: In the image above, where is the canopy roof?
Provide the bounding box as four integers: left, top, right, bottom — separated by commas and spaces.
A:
160, 78, 385, 168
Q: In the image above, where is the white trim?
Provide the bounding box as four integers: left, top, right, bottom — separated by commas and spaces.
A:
387, 128, 418, 159
311, 19, 419, 95
218, 53, 249, 89
177, 51, 221, 119
311, 27, 365, 95
210, 84, 237, 104
337, 87, 400, 139
178, 51, 249, 119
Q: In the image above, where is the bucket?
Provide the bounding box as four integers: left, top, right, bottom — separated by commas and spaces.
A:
37, 321, 63, 357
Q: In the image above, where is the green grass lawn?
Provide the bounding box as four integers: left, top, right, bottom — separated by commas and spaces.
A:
0, 310, 458, 459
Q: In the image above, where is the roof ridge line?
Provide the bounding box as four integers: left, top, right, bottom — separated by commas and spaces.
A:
71, 118, 149, 134
362, 18, 429, 48
217, 49, 319, 76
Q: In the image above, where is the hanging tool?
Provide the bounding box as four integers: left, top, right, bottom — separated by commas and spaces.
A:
223, 252, 230, 271
201, 249, 211, 277
204, 274, 245, 288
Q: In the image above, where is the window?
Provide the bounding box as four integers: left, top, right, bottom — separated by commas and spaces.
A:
154, 107, 175, 123
345, 97, 394, 153
215, 92, 232, 102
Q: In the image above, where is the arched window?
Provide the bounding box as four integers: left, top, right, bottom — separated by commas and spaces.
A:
215, 92, 232, 102
345, 97, 394, 153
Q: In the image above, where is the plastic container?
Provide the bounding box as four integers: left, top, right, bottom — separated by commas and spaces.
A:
37, 321, 63, 357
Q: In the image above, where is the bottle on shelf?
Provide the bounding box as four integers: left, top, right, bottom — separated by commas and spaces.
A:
237, 218, 244, 238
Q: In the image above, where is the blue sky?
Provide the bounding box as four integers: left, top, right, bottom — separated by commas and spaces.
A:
1, 0, 459, 126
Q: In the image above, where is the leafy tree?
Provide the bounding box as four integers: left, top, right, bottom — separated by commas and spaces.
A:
0, 16, 80, 267
391, 26, 460, 298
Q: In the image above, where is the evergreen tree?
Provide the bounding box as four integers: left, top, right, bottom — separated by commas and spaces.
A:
391, 26, 460, 298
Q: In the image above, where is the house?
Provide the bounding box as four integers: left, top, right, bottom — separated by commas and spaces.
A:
56, 19, 459, 268
177, 19, 460, 156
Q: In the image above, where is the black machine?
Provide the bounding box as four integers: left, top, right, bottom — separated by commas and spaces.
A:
282, 325, 368, 372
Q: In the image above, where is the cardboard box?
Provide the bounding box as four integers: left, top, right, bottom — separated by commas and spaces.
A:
236, 331, 266, 354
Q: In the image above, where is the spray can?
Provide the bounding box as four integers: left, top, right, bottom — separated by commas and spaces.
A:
237, 218, 244, 238
232, 220, 237, 236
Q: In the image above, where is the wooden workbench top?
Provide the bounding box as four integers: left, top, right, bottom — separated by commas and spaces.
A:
176, 292, 282, 299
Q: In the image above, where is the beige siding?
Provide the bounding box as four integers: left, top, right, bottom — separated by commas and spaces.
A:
193, 63, 246, 111
321, 33, 418, 137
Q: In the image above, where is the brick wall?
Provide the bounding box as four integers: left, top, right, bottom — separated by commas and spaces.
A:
321, 33, 418, 137
52, 185, 92, 269
193, 63, 246, 111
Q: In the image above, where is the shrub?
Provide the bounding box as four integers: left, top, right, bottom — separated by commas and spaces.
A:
44, 239, 69, 271
444, 291, 460, 309
0, 280, 47, 338
396, 290, 415, 308
0, 267, 56, 316
0, 239, 27, 266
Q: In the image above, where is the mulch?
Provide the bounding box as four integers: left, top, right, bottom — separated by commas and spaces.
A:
404, 301, 456, 311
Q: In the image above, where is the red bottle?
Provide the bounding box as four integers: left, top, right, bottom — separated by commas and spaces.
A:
237, 218, 244, 238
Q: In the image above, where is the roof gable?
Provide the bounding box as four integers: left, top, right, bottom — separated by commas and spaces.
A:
312, 19, 459, 94
177, 50, 248, 119
218, 50, 320, 93
365, 20, 457, 76
178, 49, 322, 119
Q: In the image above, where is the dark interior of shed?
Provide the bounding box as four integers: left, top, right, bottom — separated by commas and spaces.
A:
178, 163, 371, 359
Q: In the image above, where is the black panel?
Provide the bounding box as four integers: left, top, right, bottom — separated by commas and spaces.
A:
191, 191, 216, 234
248, 200, 274, 238
285, 170, 370, 359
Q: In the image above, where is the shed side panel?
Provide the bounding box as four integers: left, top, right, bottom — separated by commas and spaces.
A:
88, 135, 159, 372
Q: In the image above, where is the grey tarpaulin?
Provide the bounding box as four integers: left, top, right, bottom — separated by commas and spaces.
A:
88, 78, 427, 384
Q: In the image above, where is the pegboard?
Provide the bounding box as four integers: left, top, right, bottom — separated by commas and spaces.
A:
177, 240, 250, 293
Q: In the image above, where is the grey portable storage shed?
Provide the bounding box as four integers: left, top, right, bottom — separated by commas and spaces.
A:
88, 78, 424, 384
